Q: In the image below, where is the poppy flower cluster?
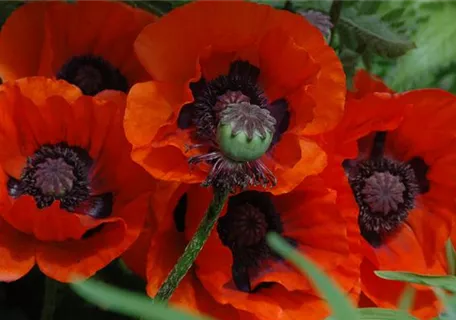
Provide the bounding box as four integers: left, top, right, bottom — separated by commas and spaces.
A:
0, 1, 455, 320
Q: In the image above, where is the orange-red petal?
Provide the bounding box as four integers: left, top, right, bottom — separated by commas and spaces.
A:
2, 196, 122, 242
0, 1, 155, 84
350, 69, 394, 98
36, 194, 148, 282
269, 137, 327, 195
0, 2, 47, 81
0, 218, 35, 282
125, 81, 176, 147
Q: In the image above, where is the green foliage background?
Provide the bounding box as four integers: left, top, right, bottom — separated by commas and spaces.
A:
286, 0, 456, 92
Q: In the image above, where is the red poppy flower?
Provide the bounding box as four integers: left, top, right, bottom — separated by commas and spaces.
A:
0, 77, 155, 283
124, 0, 345, 194
321, 70, 456, 318
123, 171, 361, 319
0, 1, 156, 95
348, 69, 395, 99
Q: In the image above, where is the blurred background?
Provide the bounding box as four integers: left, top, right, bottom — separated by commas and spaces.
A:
283, 0, 456, 93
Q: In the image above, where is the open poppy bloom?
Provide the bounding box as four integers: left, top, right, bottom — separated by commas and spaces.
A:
125, 0, 345, 194
123, 172, 361, 319
0, 77, 156, 283
0, 1, 156, 95
321, 70, 456, 318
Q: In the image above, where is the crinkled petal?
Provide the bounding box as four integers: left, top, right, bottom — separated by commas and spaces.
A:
36, 194, 148, 282
0, 218, 35, 282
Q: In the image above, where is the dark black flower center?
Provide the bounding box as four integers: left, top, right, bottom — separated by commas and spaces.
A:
217, 191, 294, 292
347, 132, 429, 247
7, 142, 113, 218
56, 54, 129, 96
222, 203, 268, 247
178, 60, 290, 192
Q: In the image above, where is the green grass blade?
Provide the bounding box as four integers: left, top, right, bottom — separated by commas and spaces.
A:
358, 308, 418, 319
397, 285, 415, 311
433, 288, 456, 319
70, 279, 214, 320
375, 271, 456, 293
446, 239, 456, 275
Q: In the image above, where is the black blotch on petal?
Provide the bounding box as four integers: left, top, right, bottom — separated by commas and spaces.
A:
75, 193, 114, 219
82, 224, 105, 239
177, 78, 207, 129
407, 157, 430, 194
190, 78, 208, 96
7, 177, 23, 198
268, 99, 290, 146
251, 282, 275, 293
342, 159, 357, 174
173, 193, 187, 232
228, 60, 260, 84
177, 104, 194, 129
369, 131, 387, 159
232, 258, 252, 293
359, 227, 382, 248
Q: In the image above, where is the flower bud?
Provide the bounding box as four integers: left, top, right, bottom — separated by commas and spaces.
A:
217, 123, 273, 162
216, 103, 276, 162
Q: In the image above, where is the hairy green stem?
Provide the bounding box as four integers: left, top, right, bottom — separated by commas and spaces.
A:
40, 277, 60, 320
329, 0, 343, 46
154, 189, 229, 302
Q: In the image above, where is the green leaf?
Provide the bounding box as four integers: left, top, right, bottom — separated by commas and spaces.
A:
397, 285, 415, 311
339, 8, 415, 58
254, 0, 288, 9
266, 232, 359, 320
0, 1, 23, 27
388, 3, 456, 90
358, 1, 382, 15
170, 1, 193, 9
127, 1, 173, 16
437, 70, 456, 94
292, 0, 331, 12
361, 50, 373, 72
446, 239, 456, 275
375, 271, 456, 293
381, 7, 406, 24
339, 48, 360, 90
71, 279, 214, 320
358, 308, 418, 319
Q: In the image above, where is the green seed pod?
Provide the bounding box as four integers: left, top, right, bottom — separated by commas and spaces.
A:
217, 123, 273, 162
